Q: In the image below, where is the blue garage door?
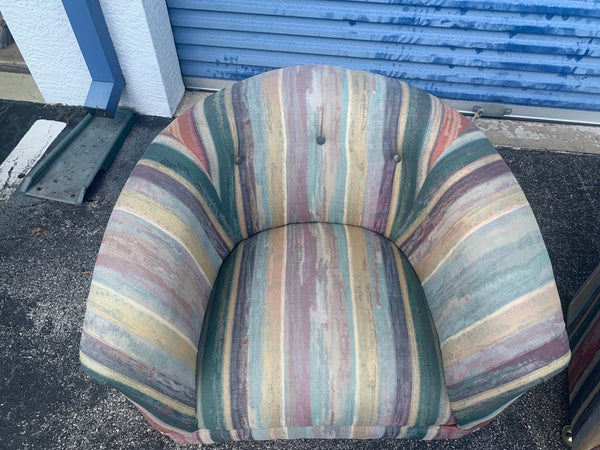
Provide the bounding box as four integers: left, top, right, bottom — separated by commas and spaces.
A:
167, 0, 600, 121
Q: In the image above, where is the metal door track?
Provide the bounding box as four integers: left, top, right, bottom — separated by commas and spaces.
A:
19, 109, 134, 205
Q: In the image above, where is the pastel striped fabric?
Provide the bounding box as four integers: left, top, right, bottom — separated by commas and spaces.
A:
198, 222, 451, 441
568, 264, 600, 450
80, 65, 570, 444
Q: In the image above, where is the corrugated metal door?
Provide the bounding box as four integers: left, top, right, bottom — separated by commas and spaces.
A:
166, 0, 600, 120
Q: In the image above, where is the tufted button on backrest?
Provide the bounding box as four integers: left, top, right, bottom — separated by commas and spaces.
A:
199, 65, 473, 241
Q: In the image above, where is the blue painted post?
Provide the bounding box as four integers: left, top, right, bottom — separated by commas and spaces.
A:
61, 0, 124, 116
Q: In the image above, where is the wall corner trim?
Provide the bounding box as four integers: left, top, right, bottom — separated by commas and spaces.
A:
61, 0, 124, 116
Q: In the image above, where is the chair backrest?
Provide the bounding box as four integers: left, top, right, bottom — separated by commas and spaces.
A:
188, 65, 473, 240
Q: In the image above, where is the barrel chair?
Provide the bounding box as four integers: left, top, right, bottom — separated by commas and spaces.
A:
565, 264, 600, 450
80, 65, 571, 445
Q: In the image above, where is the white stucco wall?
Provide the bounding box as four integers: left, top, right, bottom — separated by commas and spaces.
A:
0, 0, 91, 106
0, 0, 184, 117
99, 0, 184, 117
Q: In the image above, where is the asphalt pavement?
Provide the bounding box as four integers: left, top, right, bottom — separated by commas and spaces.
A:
1, 99, 599, 449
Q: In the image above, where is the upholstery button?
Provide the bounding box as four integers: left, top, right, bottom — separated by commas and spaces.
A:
393, 154, 402, 163
235, 155, 243, 165
316, 136, 326, 145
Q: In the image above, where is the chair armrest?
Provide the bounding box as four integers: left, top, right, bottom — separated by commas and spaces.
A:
395, 122, 570, 429
80, 104, 237, 434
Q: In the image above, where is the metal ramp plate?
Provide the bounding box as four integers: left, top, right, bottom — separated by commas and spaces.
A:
20, 109, 134, 205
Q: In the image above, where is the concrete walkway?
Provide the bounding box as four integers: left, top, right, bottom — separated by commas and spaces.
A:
476, 118, 600, 155
1, 97, 599, 449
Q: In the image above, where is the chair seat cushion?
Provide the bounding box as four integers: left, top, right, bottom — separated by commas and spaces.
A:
195, 222, 453, 440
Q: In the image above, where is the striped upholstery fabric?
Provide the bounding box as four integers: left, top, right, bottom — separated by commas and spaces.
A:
80, 65, 570, 444
198, 222, 452, 441
568, 264, 600, 450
